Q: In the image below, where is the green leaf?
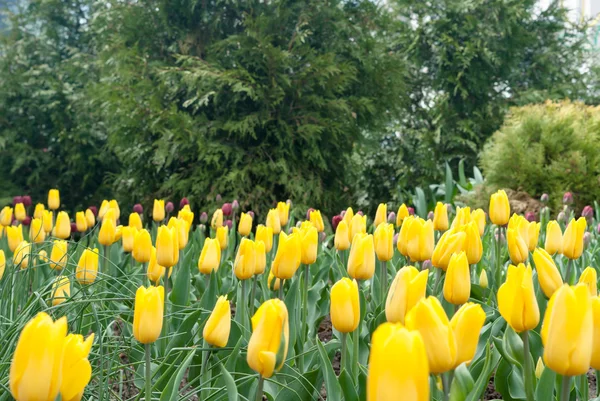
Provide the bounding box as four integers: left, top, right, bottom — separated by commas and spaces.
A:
159, 348, 196, 401
316, 338, 341, 401
339, 368, 359, 401
219, 362, 239, 401
275, 368, 321, 401
445, 162, 454, 204
414, 186, 428, 219
450, 363, 475, 401
466, 344, 501, 401
535, 365, 556, 400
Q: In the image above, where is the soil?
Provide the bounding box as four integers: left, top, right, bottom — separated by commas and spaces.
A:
505, 189, 543, 219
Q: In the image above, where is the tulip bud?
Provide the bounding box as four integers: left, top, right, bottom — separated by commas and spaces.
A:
13, 241, 30, 269
427, 211, 434, 220
272, 232, 302, 280
347, 233, 376, 280
238, 212, 253, 236
156, 225, 179, 267
578, 267, 597, 297
47, 189, 60, 210
133, 203, 143, 214
20, 195, 31, 208
9, 312, 67, 401
498, 264, 539, 332
165, 201, 174, 214
29, 218, 45, 243
133, 285, 164, 344
216, 225, 229, 250
203, 296, 231, 347
433, 202, 449, 232
51, 276, 70, 306
309, 210, 325, 233
12, 196, 22, 206
248, 210, 255, 219
215, 194, 222, 202
478, 270, 488, 289
584, 232, 592, 248
53, 211, 71, 239
443, 252, 471, 305
247, 299, 289, 378
563, 217, 587, 260
374, 223, 394, 262
200, 212, 208, 224
542, 284, 592, 375
178, 198, 189, 209
331, 215, 343, 232
221, 202, 232, 217
582, 205, 594, 222
386, 211, 396, 225
557, 211, 566, 224
367, 322, 430, 401
541, 193, 549, 203
385, 266, 428, 324
563, 192, 573, 205
254, 240, 267, 275
330, 278, 360, 333
525, 212, 535, 222
535, 357, 545, 379
489, 190, 510, 226
374, 203, 387, 228
49, 240, 68, 270
151, 199, 164, 222
198, 238, 221, 274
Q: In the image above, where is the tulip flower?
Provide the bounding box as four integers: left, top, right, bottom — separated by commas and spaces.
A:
238, 212, 253, 236
42, 210, 53, 233
268, 270, 281, 291
133, 285, 165, 344
591, 297, 600, 369
348, 233, 376, 280
74, 211, 87, 233
266, 209, 281, 234
0, 206, 13, 226
198, 238, 221, 274
507, 227, 528, 264
51, 276, 71, 306
98, 200, 110, 220
296, 223, 318, 265
48, 189, 60, 210
525, 221, 541, 252
374, 223, 394, 262
373, 203, 387, 227
108, 199, 120, 220
396, 215, 414, 256
489, 189, 510, 226
405, 296, 457, 373
385, 266, 428, 324
254, 240, 267, 275
433, 202, 449, 231
133, 229, 152, 263
29, 217, 45, 243
309, 210, 325, 232
152, 199, 165, 222
85, 209, 95, 228
406, 218, 434, 262
156, 225, 178, 268
451, 206, 471, 229
532, 248, 563, 298
535, 358, 545, 379
216, 225, 229, 250
61, 333, 95, 401
450, 303, 486, 367
128, 212, 143, 231
53, 211, 71, 239
542, 284, 592, 376
203, 296, 231, 348
0, 250, 5, 280
367, 322, 430, 401
178, 207, 194, 228
350, 214, 367, 242
234, 238, 257, 280
119, 226, 136, 252
277, 201, 290, 227
396, 204, 410, 227
147, 247, 172, 284
443, 252, 471, 305
7, 225, 24, 252
247, 299, 290, 378
330, 277, 360, 333
13, 241, 30, 269
578, 267, 597, 297
545, 220, 563, 255
97, 214, 116, 246
479, 270, 488, 288
14, 202, 26, 222
343, 207, 354, 228
271, 232, 302, 280
431, 228, 466, 270
563, 217, 587, 260
168, 217, 189, 250
334, 220, 351, 251
76, 248, 99, 285
461, 221, 483, 265
33, 203, 44, 220
498, 264, 539, 332
49, 240, 68, 270
9, 312, 67, 401
255, 224, 273, 253
471, 208, 486, 236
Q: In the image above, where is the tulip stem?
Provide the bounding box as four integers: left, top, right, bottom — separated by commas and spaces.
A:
352, 324, 360, 384
250, 275, 258, 316
340, 332, 348, 375
86, 286, 105, 401
278, 279, 285, 300
565, 259, 573, 284
380, 261, 387, 307
521, 330, 535, 401
145, 343, 152, 400
441, 372, 451, 401
303, 264, 309, 343
162, 271, 170, 349
495, 226, 503, 290
240, 279, 247, 334
200, 343, 212, 401
560, 375, 571, 401
255, 375, 264, 401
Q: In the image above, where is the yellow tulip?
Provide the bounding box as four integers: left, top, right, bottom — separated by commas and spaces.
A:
526, 221, 541, 252
405, 296, 457, 373
76, 248, 99, 285
374, 223, 394, 262
431, 228, 466, 270
198, 238, 221, 274
268, 269, 281, 291
433, 202, 449, 231
0, 250, 5, 280
120, 226, 137, 253
479, 270, 488, 289
178, 208, 194, 228
350, 214, 367, 241
374, 203, 387, 227
385, 266, 428, 324
14, 203, 26, 221
98, 200, 110, 220
309, 209, 324, 232
563, 217, 587, 260
450, 303, 486, 367
498, 264, 539, 332
443, 252, 471, 305
133, 229, 152, 263
51, 276, 71, 306
255, 240, 267, 275
153, 199, 165, 222
85, 209, 95, 228
407, 218, 434, 262
343, 207, 354, 231
13, 241, 30, 269
579, 267, 597, 297
451, 206, 471, 229
397, 215, 414, 256
535, 358, 545, 379
542, 284, 592, 376
489, 189, 510, 226
334, 220, 351, 251
29, 217, 45, 243
461, 221, 482, 265
98, 215, 116, 246
168, 217, 188, 250
271, 232, 301, 280
330, 277, 360, 333
247, 299, 289, 378
396, 204, 409, 227
532, 248, 563, 298
297, 223, 318, 265
234, 238, 257, 280
216, 225, 229, 250
38, 250, 48, 264
129, 212, 143, 231
507, 227, 528, 264
591, 296, 600, 369
203, 296, 231, 348
545, 220, 563, 255
1, 206, 13, 226
471, 208, 486, 236
9, 312, 67, 401
347, 233, 375, 280
266, 209, 281, 234
48, 188, 60, 210
53, 211, 71, 239
34, 203, 45, 220
133, 285, 165, 344
277, 201, 290, 227
49, 240, 68, 270
75, 211, 88, 232
7, 224, 24, 252
61, 333, 94, 401
108, 199, 120, 221
255, 224, 273, 253
238, 212, 253, 236
156, 225, 178, 268
147, 247, 172, 284
367, 322, 430, 401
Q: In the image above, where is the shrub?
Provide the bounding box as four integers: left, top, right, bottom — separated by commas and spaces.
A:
480, 101, 600, 212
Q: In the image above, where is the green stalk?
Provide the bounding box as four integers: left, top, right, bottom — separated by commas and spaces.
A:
86, 286, 104, 401
278, 279, 285, 300
255, 375, 265, 401
352, 320, 360, 384
145, 343, 152, 400
162, 266, 170, 351
521, 331, 535, 401
302, 264, 309, 342
441, 372, 452, 401
200, 344, 212, 400
241, 279, 247, 327
433, 268, 443, 296
250, 275, 258, 316
340, 332, 348, 375
495, 225, 502, 289
380, 260, 387, 307
560, 375, 571, 401
565, 258, 573, 284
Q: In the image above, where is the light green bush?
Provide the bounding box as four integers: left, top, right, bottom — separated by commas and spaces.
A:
480, 101, 600, 212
